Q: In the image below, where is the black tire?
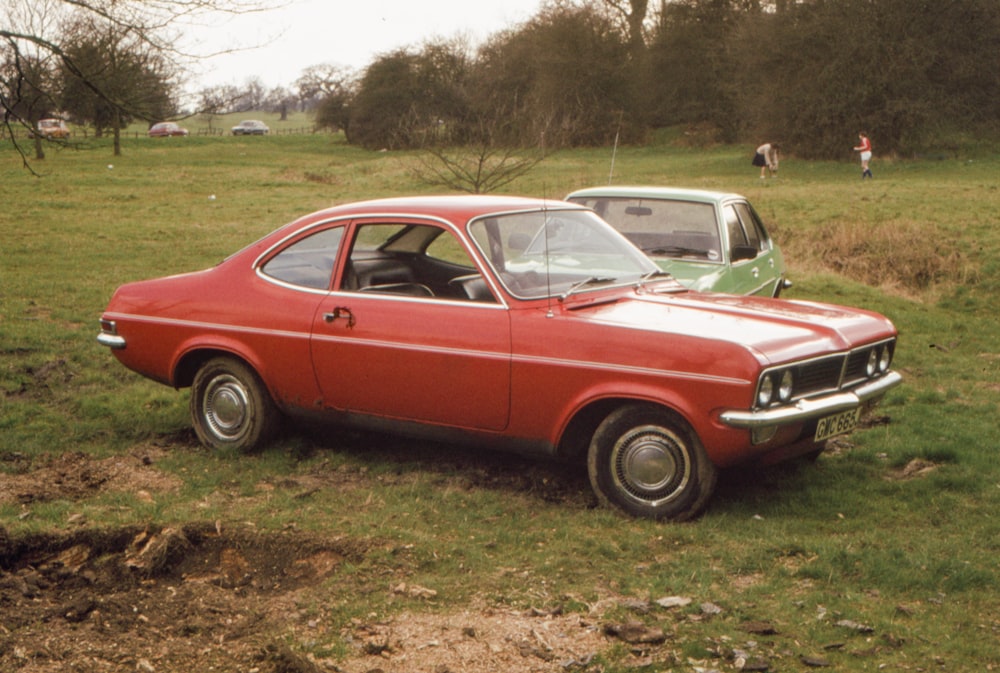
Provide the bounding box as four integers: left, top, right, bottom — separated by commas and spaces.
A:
190, 356, 280, 452
587, 404, 717, 521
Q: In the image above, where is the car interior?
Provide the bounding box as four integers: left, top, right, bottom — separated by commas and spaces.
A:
341, 223, 497, 302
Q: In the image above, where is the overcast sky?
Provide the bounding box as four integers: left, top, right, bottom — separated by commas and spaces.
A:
181, 0, 544, 91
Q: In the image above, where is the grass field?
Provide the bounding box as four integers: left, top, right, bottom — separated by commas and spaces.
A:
2, 128, 999, 671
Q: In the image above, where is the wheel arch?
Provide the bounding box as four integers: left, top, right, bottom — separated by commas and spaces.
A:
556, 396, 699, 463
174, 347, 256, 389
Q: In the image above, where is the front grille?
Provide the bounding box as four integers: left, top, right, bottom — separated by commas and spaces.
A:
754, 337, 896, 410
792, 355, 845, 398
843, 349, 872, 387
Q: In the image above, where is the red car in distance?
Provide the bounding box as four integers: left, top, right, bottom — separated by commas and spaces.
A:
98, 195, 901, 520
148, 122, 189, 137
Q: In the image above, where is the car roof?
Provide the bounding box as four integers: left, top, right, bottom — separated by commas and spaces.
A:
566, 185, 747, 205
292, 194, 585, 226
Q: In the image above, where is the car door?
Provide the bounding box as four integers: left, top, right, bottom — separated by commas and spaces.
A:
722, 201, 782, 296
309, 219, 512, 431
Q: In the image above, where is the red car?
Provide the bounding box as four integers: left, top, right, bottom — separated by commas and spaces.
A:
148, 122, 189, 137
98, 195, 901, 520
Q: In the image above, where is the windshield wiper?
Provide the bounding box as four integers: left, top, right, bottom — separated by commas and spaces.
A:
636, 269, 686, 294
636, 269, 672, 287
644, 245, 710, 258
559, 276, 617, 301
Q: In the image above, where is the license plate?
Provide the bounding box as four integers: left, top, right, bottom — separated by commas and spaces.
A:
815, 408, 860, 441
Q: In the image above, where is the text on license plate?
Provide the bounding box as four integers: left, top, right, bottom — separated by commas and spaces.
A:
815, 408, 860, 441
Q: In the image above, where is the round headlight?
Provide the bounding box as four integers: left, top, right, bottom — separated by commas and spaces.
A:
879, 346, 892, 372
778, 370, 794, 402
866, 349, 878, 376
757, 375, 774, 408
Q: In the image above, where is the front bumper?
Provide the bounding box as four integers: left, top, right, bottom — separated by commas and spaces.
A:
719, 370, 902, 430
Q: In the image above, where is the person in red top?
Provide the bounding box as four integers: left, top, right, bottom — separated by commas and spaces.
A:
853, 132, 873, 179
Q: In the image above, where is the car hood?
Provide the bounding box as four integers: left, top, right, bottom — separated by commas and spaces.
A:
653, 259, 727, 291
571, 289, 896, 366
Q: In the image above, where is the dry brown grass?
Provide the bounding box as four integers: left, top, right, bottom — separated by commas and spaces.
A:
783, 219, 978, 298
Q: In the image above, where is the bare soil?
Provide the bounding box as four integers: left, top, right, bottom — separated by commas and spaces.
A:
0, 416, 921, 673
0, 442, 629, 673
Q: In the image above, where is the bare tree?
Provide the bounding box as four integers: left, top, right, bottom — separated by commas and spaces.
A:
196, 83, 243, 130
58, 14, 178, 154
410, 112, 548, 194
295, 63, 356, 108
412, 142, 546, 194
2, 0, 277, 164
1, 0, 63, 163
600, 0, 650, 52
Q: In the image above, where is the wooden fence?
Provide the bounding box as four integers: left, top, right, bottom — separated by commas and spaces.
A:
3, 126, 331, 141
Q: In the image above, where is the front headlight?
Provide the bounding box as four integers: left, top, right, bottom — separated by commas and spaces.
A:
866, 349, 879, 376
879, 345, 892, 373
778, 370, 794, 402
757, 375, 774, 407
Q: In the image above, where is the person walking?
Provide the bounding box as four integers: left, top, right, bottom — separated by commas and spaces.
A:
853, 132, 873, 178
752, 142, 780, 178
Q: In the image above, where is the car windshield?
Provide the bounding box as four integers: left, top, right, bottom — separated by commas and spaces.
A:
469, 209, 659, 299
570, 197, 723, 262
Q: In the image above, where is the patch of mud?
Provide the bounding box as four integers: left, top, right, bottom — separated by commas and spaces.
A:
0, 523, 641, 673
0, 524, 375, 673
0, 437, 614, 673
0, 447, 182, 505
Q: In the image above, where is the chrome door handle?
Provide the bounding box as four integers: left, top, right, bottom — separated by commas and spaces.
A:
323, 307, 355, 328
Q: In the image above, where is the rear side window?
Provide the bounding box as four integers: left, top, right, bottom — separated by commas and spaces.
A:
724, 205, 749, 247
732, 202, 770, 252
261, 227, 344, 289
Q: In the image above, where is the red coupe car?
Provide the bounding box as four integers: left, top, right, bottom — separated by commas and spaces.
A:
98, 195, 902, 520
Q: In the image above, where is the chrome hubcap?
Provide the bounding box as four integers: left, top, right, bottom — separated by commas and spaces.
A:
612, 425, 691, 506
203, 374, 250, 441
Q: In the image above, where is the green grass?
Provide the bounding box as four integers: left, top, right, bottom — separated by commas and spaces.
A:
2, 129, 999, 670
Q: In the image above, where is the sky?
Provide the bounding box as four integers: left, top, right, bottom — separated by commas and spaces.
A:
181, 0, 545, 92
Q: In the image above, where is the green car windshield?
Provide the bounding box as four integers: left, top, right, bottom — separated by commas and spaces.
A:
469, 209, 660, 300
570, 197, 723, 263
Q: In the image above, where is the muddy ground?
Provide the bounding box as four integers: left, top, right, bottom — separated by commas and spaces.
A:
0, 438, 674, 673
0, 424, 914, 673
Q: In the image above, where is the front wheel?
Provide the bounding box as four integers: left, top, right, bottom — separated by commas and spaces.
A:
190, 357, 280, 452
587, 404, 717, 521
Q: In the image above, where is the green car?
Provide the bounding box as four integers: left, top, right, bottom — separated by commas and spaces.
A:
566, 186, 791, 297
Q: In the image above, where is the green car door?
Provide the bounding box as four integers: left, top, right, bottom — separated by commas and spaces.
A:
721, 200, 787, 297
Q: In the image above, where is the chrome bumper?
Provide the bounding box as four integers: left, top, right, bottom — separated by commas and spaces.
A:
97, 332, 126, 350
720, 371, 902, 429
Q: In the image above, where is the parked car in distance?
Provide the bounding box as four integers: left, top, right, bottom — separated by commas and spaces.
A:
148, 122, 189, 137
566, 186, 791, 297
98, 195, 901, 521
36, 118, 70, 139
231, 120, 269, 135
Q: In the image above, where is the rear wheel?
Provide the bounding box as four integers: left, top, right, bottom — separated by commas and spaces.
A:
587, 404, 717, 521
190, 357, 280, 452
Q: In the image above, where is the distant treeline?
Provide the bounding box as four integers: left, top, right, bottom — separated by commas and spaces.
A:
316, 0, 1000, 158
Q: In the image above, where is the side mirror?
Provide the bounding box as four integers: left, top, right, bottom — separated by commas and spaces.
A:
731, 245, 758, 262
